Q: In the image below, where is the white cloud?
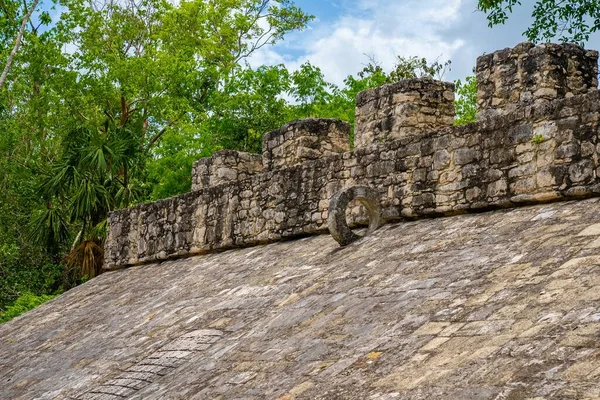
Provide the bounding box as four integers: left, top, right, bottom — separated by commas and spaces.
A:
248, 0, 467, 86
246, 47, 288, 69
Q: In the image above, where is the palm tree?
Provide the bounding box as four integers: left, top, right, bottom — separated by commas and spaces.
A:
30, 116, 146, 285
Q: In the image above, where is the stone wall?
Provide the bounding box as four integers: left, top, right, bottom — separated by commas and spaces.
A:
192, 150, 262, 192
105, 42, 600, 270
476, 42, 599, 119
262, 118, 351, 170
192, 150, 263, 191
354, 78, 455, 148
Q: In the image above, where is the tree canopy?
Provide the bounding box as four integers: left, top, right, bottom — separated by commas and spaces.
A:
0, 0, 315, 308
478, 0, 600, 43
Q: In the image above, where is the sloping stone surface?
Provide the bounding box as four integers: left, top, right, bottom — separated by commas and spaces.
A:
3, 198, 600, 400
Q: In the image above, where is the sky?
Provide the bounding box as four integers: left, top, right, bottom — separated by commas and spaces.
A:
247, 0, 600, 85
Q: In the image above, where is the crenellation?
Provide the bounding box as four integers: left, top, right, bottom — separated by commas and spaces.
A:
354, 78, 455, 148
105, 42, 600, 270
262, 118, 350, 170
192, 150, 263, 192
476, 41, 599, 120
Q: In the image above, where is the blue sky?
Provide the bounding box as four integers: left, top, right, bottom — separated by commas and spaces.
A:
41, 0, 600, 86
248, 0, 600, 85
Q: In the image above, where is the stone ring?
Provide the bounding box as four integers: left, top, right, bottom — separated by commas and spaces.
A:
327, 186, 382, 246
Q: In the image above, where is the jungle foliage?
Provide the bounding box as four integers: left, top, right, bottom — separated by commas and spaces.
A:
0, 0, 478, 321
478, 0, 600, 44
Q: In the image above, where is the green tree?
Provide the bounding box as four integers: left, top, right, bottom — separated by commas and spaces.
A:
32, 118, 147, 281
454, 76, 477, 126
478, 0, 600, 43
0, 119, 63, 310
360, 55, 451, 83
208, 64, 293, 153
0, 0, 48, 89
0, 291, 58, 324
147, 64, 293, 199
1, 0, 312, 286
0, 0, 71, 304
53, 0, 310, 194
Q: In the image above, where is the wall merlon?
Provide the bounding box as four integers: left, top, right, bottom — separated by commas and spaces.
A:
192, 150, 263, 192
476, 41, 599, 120
262, 118, 351, 170
354, 78, 455, 148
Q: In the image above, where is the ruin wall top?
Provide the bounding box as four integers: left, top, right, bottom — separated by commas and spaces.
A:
476, 42, 599, 119
105, 42, 600, 270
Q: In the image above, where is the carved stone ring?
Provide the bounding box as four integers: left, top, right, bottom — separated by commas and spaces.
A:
327, 186, 382, 246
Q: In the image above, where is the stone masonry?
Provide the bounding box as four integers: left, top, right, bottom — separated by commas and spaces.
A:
476, 42, 599, 120
4, 198, 600, 399
105, 42, 600, 270
354, 78, 455, 148
262, 118, 351, 170
192, 150, 263, 192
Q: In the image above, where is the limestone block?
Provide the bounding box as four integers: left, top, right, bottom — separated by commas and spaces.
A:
354, 78, 455, 148
262, 118, 350, 170
476, 42, 599, 119
192, 150, 263, 191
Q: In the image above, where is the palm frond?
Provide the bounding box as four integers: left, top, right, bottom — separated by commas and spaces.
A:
28, 207, 70, 252
64, 239, 104, 281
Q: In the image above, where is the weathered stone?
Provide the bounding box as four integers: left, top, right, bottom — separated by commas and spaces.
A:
354, 78, 455, 148
433, 149, 451, 169
7, 40, 600, 400
454, 147, 479, 166
5, 198, 600, 399
262, 118, 350, 170
104, 42, 600, 270
327, 186, 382, 246
192, 150, 263, 191
476, 42, 599, 119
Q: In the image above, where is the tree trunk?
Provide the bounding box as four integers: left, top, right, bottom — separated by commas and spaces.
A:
0, 0, 40, 90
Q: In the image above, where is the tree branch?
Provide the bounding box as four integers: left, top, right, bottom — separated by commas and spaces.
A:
144, 113, 185, 152
0, 0, 40, 90
22, 0, 35, 31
